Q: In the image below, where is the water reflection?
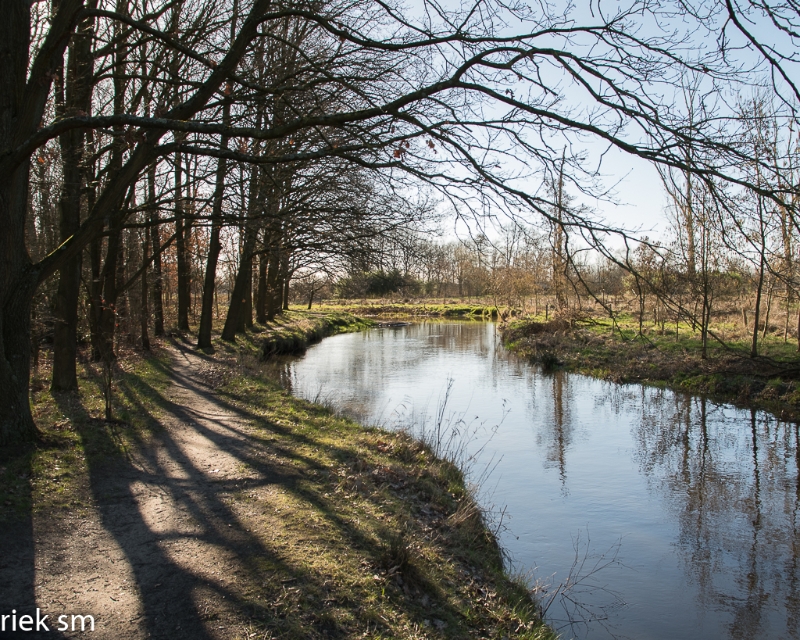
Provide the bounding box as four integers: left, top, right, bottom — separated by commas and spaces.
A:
280, 321, 800, 640
542, 372, 571, 490
635, 395, 800, 640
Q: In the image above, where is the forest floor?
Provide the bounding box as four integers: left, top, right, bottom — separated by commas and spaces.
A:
0, 311, 554, 640
502, 310, 800, 421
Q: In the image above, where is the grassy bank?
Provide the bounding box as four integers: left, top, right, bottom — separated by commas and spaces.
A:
307, 300, 500, 319
237, 310, 374, 358
1, 311, 555, 640
502, 312, 800, 421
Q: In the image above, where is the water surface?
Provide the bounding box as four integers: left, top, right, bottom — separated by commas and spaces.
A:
279, 321, 800, 640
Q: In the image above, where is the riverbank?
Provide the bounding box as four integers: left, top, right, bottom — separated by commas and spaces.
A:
246, 310, 374, 358
309, 300, 500, 319
0, 311, 555, 640
501, 313, 800, 421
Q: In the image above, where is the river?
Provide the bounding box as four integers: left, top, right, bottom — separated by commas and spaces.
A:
277, 320, 800, 640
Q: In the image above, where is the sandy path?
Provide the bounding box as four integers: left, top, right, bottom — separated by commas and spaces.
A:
1, 341, 294, 640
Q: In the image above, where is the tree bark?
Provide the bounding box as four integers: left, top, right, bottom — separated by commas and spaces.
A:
88, 233, 103, 360
99, 226, 122, 360
0, 0, 71, 443
51, 8, 95, 391
751, 253, 765, 358
51, 164, 84, 389
0, 159, 37, 441
255, 254, 268, 324
0, 0, 267, 443
140, 226, 151, 351
265, 246, 281, 321
282, 262, 291, 311
240, 258, 253, 331
149, 164, 165, 337
236, 189, 259, 333
117, 229, 130, 343
175, 148, 191, 331
221, 230, 258, 341
197, 103, 230, 348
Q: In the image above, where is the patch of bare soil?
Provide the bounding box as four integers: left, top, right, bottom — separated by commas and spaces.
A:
0, 342, 310, 640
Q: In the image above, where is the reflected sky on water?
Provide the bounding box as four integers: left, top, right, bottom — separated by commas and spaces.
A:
278, 321, 800, 640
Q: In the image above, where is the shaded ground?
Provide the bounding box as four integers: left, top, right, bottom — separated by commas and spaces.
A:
1, 330, 552, 640
4, 342, 293, 639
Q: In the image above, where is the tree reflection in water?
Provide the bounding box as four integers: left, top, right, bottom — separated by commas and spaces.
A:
542, 371, 570, 492
633, 391, 800, 639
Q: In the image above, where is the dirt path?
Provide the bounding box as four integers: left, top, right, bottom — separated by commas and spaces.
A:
2, 341, 300, 640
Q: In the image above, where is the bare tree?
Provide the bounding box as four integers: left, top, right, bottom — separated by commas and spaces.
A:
5, 0, 800, 444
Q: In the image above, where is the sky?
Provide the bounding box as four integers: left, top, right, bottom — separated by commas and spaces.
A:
577, 147, 669, 236
400, 0, 800, 247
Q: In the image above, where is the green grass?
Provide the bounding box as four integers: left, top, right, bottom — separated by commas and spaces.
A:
502, 311, 800, 420
0, 348, 173, 517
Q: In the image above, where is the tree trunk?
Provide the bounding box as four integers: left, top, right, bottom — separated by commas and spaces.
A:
175, 149, 191, 331
89, 235, 103, 360
116, 229, 129, 344
0, 0, 36, 444
197, 102, 230, 348
98, 226, 122, 360
221, 230, 258, 341
0, 0, 73, 443
236, 255, 254, 333
553, 149, 568, 311
51, 12, 94, 391
140, 226, 151, 351
94, 6, 130, 359
255, 254, 268, 324
149, 184, 165, 336
751, 254, 765, 358
0, 269, 39, 445
762, 279, 774, 339
684, 168, 696, 279
265, 247, 281, 321
0, 163, 37, 443
50, 163, 83, 389
796, 304, 800, 352
0, 0, 267, 443
222, 162, 261, 341
700, 289, 710, 359
242, 260, 253, 330
197, 202, 224, 347
0, 3, 36, 441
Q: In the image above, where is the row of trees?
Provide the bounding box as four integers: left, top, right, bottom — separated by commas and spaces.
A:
5, 0, 800, 443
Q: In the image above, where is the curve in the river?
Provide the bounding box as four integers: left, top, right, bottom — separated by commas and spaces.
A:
278, 321, 800, 640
